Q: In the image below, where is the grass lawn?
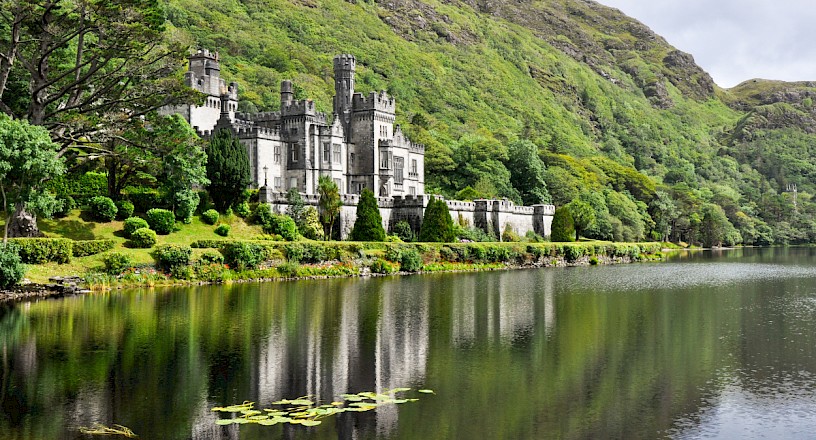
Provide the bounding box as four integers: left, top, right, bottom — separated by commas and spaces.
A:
3, 210, 264, 283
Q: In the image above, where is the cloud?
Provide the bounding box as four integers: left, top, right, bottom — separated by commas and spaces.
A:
598, 0, 816, 87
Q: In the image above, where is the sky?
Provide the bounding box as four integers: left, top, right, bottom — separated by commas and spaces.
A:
597, 0, 816, 88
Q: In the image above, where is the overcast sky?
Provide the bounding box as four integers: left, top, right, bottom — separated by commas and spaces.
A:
597, 0, 816, 88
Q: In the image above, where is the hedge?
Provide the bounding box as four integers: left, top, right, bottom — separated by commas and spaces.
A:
72, 239, 116, 257
8, 238, 72, 264
123, 217, 150, 238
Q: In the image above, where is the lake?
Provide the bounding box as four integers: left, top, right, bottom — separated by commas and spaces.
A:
3, 247, 816, 439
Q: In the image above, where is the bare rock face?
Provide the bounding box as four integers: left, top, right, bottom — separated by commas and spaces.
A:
7, 208, 42, 238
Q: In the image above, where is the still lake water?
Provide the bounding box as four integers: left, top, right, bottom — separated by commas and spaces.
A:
4, 248, 816, 439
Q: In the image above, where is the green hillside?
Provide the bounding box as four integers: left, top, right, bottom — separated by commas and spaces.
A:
164, 0, 816, 245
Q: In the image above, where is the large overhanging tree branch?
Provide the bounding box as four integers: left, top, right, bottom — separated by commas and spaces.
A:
0, 0, 198, 154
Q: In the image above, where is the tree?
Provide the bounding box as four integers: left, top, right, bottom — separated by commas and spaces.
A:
506, 140, 552, 205
206, 129, 251, 212
317, 175, 342, 240
550, 207, 575, 242
419, 197, 455, 243
0, 0, 193, 151
700, 203, 741, 247
0, 115, 64, 240
350, 189, 385, 242
300, 206, 324, 240
156, 115, 208, 223
565, 199, 595, 240
285, 188, 306, 228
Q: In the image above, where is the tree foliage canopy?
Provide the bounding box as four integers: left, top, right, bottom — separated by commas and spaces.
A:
350, 189, 385, 242
418, 197, 455, 243
206, 129, 251, 212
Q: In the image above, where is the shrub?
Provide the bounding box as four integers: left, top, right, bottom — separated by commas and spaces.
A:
385, 235, 403, 243
123, 217, 149, 238
400, 248, 423, 272
564, 244, 588, 262
129, 228, 157, 248
146, 209, 175, 235
54, 195, 75, 218
299, 206, 324, 240
551, 207, 576, 242
350, 189, 386, 242
88, 196, 118, 222
198, 250, 224, 265
456, 226, 495, 242
234, 200, 251, 218
9, 238, 72, 264
126, 189, 163, 214
153, 244, 192, 273
419, 197, 455, 242
190, 239, 232, 249
72, 239, 116, 257
264, 214, 299, 241
370, 258, 397, 274
250, 203, 273, 226
222, 242, 266, 271
103, 252, 132, 275
276, 261, 300, 277
115, 200, 135, 220
384, 245, 402, 262
392, 220, 415, 242
174, 189, 200, 224
502, 224, 520, 242
201, 209, 219, 225
0, 245, 25, 288
215, 224, 231, 237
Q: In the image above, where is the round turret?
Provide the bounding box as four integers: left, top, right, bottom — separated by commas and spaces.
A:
280, 80, 294, 106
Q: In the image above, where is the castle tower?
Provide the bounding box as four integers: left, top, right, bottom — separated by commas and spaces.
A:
333, 54, 356, 133
280, 80, 294, 107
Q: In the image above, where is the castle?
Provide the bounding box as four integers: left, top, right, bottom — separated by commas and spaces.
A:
162, 50, 555, 239
161, 49, 425, 198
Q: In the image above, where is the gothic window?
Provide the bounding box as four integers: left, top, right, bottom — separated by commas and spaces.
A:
394, 157, 404, 184
411, 159, 418, 176
409, 186, 416, 196
380, 151, 391, 170
274, 177, 282, 190
291, 144, 299, 162
289, 177, 298, 190
274, 145, 281, 164
333, 144, 342, 163
350, 153, 355, 167
323, 143, 330, 163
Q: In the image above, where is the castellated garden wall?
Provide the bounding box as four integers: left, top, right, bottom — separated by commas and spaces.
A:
259, 189, 555, 240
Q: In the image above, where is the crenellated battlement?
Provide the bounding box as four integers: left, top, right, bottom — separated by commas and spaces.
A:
333, 54, 356, 70
282, 99, 318, 116
352, 91, 396, 114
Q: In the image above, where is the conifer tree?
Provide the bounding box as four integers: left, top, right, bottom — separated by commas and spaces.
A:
418, 197, 455, 243
551, 207, 576, 242
206, 129, 251, 212
350, 189, 386, 242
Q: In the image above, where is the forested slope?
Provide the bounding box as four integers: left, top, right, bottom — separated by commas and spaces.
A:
165, 0, 816, 245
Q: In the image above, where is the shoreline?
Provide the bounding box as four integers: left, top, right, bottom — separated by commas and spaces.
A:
0, 250, 654, 304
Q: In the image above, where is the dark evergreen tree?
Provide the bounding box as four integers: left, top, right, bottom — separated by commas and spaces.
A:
418, 197, 455, 242
551, 207, 576, 242
350, 189, 386, 242
206, 129, 251, 212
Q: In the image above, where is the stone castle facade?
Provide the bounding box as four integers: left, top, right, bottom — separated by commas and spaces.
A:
161, 49, 425, 198
163, 49, 555, 239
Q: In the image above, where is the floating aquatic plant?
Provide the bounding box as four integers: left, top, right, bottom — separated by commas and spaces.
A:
78, 423, 138, 437
212, 388, 433, 427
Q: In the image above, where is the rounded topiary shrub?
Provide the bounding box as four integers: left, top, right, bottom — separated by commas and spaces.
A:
263, 214, 299, 241
0, 245, 25, 288
201, 209, 219, 225
153, 244, 192, 273
88, 196, 118, 222
129, 227, 157, 248
215, 224, 230, 237
146, 208, 175, 235
123, 217, 149, 238
234, 201, 251, 218
115, 200, 135, 220
103, 252, 132, 275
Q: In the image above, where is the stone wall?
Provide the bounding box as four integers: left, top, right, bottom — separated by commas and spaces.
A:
259, 188, 555, 240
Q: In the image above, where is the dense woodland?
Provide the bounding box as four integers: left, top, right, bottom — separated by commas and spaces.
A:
3, 0, 816, 247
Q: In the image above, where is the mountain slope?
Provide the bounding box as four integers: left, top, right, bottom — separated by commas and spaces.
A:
165, 0, 816, 244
